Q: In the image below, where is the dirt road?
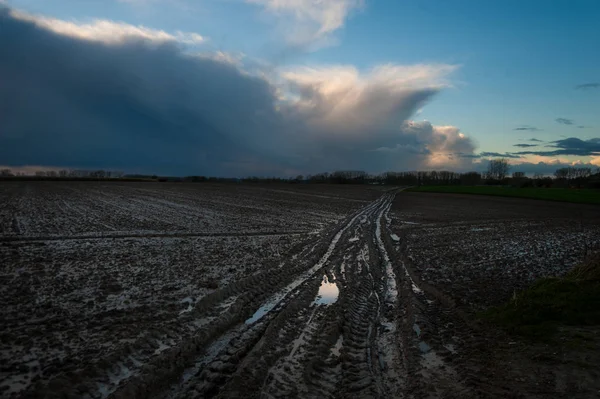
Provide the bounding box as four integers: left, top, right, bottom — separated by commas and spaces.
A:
104, 190, 512, 399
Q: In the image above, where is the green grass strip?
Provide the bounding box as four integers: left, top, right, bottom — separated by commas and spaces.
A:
407, 186, 600, 204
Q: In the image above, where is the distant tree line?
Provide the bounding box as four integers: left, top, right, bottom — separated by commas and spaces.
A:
482, 160, 600, 188
1, 161, 599, 188
0, 169, 141, 181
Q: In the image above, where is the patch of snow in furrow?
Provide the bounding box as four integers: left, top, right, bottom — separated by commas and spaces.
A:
390, 234, 400, 242
331, 335, 343, 357
98, 362, 136, 399
129, 356, 143, 367
289, 307, 318, 357
348, 237, 359, 243
192, 317, 213, 329
245, 197, 383, 325
104, 292, 138, 311
400, 221, 419, 225
97, 383, 109, 398
179, 297, 194, 314
404, 268, 423, 295
108, 362, 133, 386
413, 323, 421, 338
154, 340, 170, 355
420, 349, 446, 369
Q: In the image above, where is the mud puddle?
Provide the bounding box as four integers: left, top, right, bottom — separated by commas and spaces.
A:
314, 275, 339, 306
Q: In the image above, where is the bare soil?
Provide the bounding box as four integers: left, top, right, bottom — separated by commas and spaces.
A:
389, 192, 600, 398
1, 184, 599, 398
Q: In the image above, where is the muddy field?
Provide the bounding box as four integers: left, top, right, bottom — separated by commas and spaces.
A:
1, 183, 599, 398
389, 193, 600, 311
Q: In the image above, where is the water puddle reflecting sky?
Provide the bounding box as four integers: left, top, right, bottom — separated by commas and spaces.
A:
314, 275, 339, 306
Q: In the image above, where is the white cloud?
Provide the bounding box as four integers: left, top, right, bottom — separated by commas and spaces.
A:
247, 0, 363, 47
9, 9, 205, 45
375, 121, 476, 169
194, 51, 246, 67
279, 64, 458, 141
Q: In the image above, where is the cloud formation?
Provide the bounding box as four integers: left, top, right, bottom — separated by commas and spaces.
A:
555, 117, 574, 125
513, 144, 538, 148
575, 83, 600, 90
513, 138, 600, 157
0, 6, 473, 176
247, 0, 362, 48
10, 8, 205, 45
395, 121, 476, 168
280, 64, 456, 138
513, 125, 540, 132
478, 152, 522, 159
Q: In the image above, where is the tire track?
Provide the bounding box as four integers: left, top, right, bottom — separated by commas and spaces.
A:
113, 188, 498, 399
146, 194, 390, 399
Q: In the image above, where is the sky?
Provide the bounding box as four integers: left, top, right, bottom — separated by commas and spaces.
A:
1, 0, 599, 176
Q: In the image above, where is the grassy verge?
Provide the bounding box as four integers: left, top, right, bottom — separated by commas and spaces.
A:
406, 186, 600, 204
480, 255, 600, 340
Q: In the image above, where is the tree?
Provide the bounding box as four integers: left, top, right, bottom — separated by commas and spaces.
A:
510, 171, 529, 187
0, 169, 13, 177
486, 158, 510, 182
460, 171, 482, 186
554, 167, 593, 187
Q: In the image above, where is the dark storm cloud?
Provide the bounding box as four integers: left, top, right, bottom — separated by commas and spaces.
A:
513, 126, 540, 132
555, 117, 574, 125
575, 83, 600, 90
0, 7, 286, 176
0, 6, 471, 175
512, 137, 600, 157
480, 152, 522, 159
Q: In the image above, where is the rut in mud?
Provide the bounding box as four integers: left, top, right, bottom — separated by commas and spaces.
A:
111, 190, 512, 399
